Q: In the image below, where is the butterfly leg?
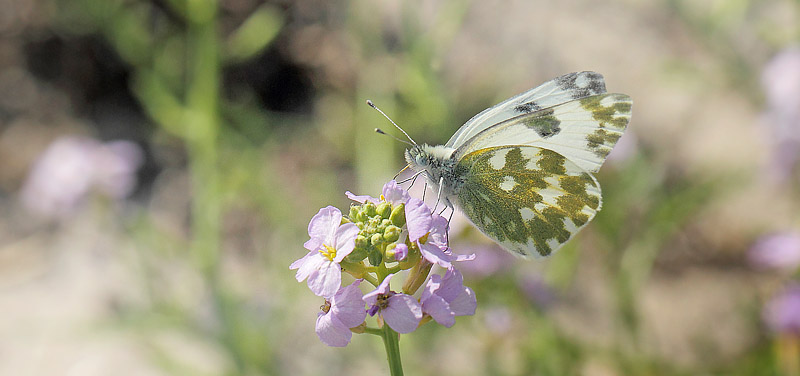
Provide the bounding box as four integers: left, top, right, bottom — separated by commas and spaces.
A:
435, 176, 445, 211
439, 202, 455, 247
397, 170, 423, 185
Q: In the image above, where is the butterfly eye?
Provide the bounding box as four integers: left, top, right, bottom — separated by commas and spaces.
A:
415, 154, 428, 166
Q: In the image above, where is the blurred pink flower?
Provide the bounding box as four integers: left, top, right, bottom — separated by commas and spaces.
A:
518, 274, 556, 310
763, 283, 800, 335
20, 136, 143, 218
761, 46, 800, 181
749, 232, 800, 271
456, 244, 514, 278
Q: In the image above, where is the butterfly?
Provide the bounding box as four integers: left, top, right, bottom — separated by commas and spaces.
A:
400, 71, 632, 258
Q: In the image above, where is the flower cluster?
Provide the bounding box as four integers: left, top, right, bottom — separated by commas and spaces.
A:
290, 180, 476, 346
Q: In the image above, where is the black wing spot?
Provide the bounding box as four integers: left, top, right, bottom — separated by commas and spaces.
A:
556, 72, 606, 99
514, 101, 541, 114
524, 108, 561, 138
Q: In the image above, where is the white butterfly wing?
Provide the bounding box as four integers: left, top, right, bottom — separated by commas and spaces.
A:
454, 93, 632, 173
445, 71, 608, 149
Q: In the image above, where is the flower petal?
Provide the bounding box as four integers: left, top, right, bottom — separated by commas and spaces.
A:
307, 260, 341, 298
346, 191, 379, 204
421, 274, 443, 302
333, 223, 360, 262
382, 294, 423, 333
450, 252, 477, 262
382, 180, 410, 205
419, 242, 452, 269
448, 286, 477, 317
308, 206, 342, 246
427, 215, 450, 247
437, 268, 465, 302
363, 274, 395, 305
291, 251, 324, 282
422, 293, 455, 327
332, 280, 367, 328
316, 312, 352, 347
405, 198, 432, 242
303, 237, 323, 252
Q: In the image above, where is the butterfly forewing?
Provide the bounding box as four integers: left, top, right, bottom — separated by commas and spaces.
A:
454, 145, 602, 258
446, 71, 608, 149
455, 93, 632, 173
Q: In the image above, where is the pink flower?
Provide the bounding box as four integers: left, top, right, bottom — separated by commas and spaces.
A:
20, 136, 143, 218
316, 280, 367, 347
761, 46, 800, 181
764, 283, 800, 335
420, 268, 476, 327
363, 274, 422, 333
291, 206, 359, 298
749, 232, 800, 271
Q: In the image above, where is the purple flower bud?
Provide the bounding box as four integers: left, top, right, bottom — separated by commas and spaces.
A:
393, 244, 409, 261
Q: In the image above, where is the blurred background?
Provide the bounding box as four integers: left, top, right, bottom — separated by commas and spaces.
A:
1, 0, 799, 374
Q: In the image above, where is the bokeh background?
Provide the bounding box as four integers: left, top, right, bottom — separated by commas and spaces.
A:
1, 0, 800, 374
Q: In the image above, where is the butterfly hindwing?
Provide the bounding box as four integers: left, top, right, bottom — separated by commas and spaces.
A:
445, 71, 608, 149
454, 93, 632, 173
454, 145, 602, 258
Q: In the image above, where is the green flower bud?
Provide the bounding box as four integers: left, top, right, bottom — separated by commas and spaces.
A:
384, 225, 401, 242
370, 233, 383, 245
349, 206, 360, 221
390, 204, 406, 227
363, 202, 377, 217
368, 249, 383, 266
376, 202, 392, 219
384, 242, 397, 260
355, 235, 368, 249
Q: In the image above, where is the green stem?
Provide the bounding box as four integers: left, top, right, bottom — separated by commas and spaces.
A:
381, 324, 404, 376
185, 0, 221, 283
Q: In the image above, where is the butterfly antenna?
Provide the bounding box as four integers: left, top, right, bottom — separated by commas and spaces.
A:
375, 128, 413, 146
367, 100, 417, 145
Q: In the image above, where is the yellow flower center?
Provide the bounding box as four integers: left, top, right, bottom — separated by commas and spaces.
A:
319, 244, 337, 261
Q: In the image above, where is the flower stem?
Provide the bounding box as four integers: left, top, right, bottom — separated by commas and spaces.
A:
381, 324, 404, 376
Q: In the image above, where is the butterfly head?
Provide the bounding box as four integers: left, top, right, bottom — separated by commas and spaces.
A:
404, 144, 459, 199
405, 144, 453, 171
